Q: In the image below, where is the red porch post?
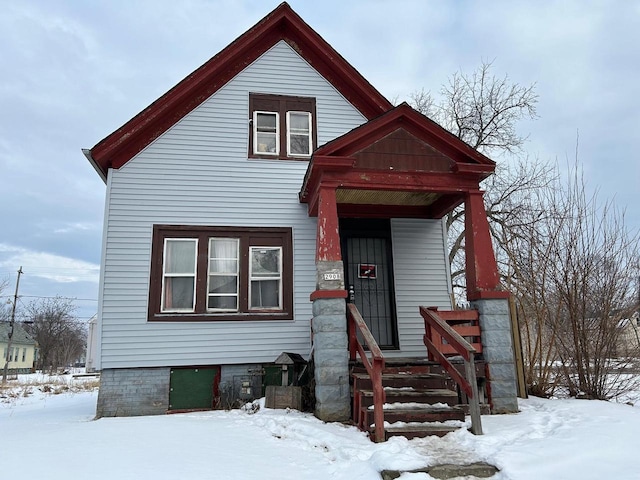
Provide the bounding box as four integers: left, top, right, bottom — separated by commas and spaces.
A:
316, 185, 341, 263
310, 184, 346, 298
311, 185, 350, 422
464, 190, 508, 301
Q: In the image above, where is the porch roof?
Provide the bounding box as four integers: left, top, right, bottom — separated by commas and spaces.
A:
299, 103, 496, 218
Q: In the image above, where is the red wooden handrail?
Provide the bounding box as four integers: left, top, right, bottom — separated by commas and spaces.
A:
420, 306, 483, 435
347, 303, 386, 442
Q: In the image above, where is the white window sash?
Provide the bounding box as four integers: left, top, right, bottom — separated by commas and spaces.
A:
286, 111, 312, 156
161, 238, 198, 312
248, 246, 283, 310
207, 237, 240, 312
253, 111, 279, 155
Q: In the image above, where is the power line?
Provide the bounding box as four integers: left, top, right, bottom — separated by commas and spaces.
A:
0, 294, 98, 302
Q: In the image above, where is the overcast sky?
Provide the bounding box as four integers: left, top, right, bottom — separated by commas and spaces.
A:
1, 0, 638, 323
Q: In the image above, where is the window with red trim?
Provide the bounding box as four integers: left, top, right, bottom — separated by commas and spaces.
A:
249, 93, 316, 159
148, 225, 293, 321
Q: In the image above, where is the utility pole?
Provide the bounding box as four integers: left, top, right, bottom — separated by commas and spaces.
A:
2, 267, 23, 383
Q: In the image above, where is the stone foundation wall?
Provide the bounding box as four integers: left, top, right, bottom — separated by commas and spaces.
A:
312, 297, 350, 422
472, 298, 518, 413
96, 367, 170, 418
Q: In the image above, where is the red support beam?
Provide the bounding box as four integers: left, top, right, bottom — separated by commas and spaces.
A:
464, 190, 508, 300
316, 186, 342, 262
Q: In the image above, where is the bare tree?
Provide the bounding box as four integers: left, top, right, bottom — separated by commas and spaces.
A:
23, 297, 86, 373
503, 160, 640, 398
410, 60, 538, 155
410, 61, 540, 299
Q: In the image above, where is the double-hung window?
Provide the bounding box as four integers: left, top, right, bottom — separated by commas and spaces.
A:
253, 112, 279, 155
149, 225, 293, 322
161, 239, 197, 312
249, 246, 282, 309
207, 238, 239, 311
249, 93, 316, 160
286, 111, 312, 156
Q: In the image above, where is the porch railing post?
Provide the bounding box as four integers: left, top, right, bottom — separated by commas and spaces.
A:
465, 355, 483, 435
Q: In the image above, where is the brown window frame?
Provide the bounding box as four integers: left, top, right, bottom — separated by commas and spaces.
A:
148, 225, 293, 322
249, 93, 317, 160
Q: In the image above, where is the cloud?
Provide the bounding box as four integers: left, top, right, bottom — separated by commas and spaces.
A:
52, 222, 100, 235
0, 243, 100, 283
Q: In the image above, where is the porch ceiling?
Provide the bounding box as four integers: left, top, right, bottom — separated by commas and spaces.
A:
336, 188, 440, 206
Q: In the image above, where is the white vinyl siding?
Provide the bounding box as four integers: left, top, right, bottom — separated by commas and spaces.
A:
388, 218, 453, 358
99, 41, 367, 369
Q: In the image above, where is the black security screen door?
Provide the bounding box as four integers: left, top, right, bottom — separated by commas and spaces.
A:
340, 219, 398, 349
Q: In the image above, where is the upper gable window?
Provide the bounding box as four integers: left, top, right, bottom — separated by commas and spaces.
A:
249, 93, 316, 160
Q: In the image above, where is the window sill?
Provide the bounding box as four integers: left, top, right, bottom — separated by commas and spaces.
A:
148, 311, 293, 322
248, 153, 311, 161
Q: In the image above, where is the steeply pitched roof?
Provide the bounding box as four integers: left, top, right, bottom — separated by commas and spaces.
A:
85, 2, 393, 181
0, 322, 36, 345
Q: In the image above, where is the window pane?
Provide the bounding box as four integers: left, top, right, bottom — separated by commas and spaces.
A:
209, 259, 237, 274
256, 112, 277, 131
165, 240, 196, 274
251, 280, 280, 308
208, 276, 237, 294
289, 112, 310, 132
289, 134, 310, 155
163, 277, 195, 310
208, 296, 238, 310
209, 238, 237, 259
251, 248, 281, 277
256, 133, 277, 153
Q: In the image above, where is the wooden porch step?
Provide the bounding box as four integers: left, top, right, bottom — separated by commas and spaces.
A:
383, 423, 461, 440
352, 371, 449, 390
357, 388, 459, 407
360, 405, 465, 427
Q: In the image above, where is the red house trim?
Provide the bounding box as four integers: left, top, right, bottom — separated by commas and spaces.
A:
87, 2, 393, 181
299, 104, 497, 218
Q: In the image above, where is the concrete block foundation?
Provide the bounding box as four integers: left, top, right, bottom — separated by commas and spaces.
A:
311, 297, 350, 422
473, 298, 518, 413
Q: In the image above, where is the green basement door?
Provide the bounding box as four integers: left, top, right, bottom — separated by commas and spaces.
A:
169, 366, 220, 410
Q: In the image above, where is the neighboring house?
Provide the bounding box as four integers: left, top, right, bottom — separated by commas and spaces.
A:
1, 323, 36, 374
85, 314, 99, 373
85, 3, 517, 421
618, 312, 640, 356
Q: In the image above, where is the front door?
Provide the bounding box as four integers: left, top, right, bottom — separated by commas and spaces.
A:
340, 219, 398, 349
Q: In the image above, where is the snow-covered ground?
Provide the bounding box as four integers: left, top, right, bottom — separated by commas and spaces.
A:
2, 375, 639, 479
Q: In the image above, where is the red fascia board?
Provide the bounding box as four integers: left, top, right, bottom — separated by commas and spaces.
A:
322, 169, 483, 192
89, 2, 392, 178
303, 168, 482, 217
299, 155, 354, 203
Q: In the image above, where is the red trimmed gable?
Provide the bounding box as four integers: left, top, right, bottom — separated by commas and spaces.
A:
312, 103, 495, 170
299, 103, 497, 219
86, 2, 393, 181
